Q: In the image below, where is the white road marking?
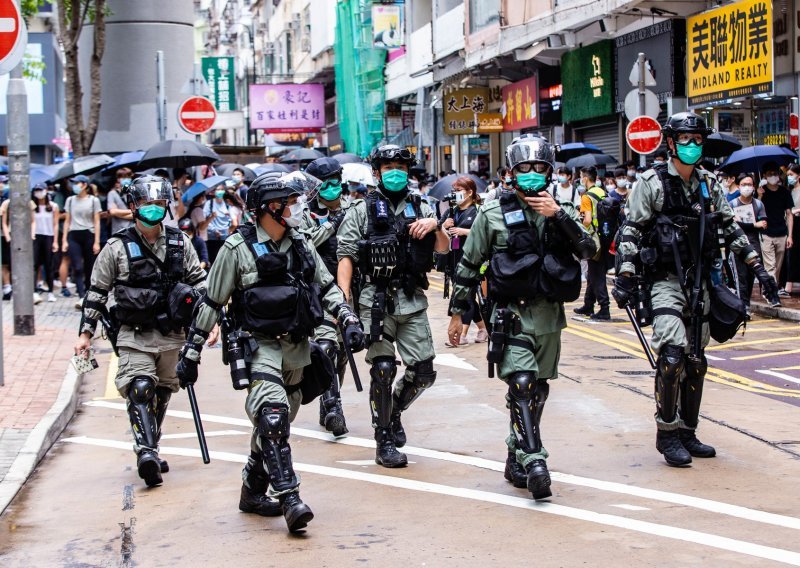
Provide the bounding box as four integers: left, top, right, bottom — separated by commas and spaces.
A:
83, 400, 800, 531
433, 353, 478, 371
611, 504, 651, 512
161, 430, 248, 440
61, 436, 800, 567
705, 354, 726, 361
756, 370, 800, 386
337, 460, 416, 466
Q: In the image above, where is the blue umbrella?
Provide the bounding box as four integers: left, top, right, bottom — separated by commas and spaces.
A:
103, 150, 145, 172
556, 143, 603, 162
718, 145, 798, 176
181, 175, 230, 205
30, 165, 61, 188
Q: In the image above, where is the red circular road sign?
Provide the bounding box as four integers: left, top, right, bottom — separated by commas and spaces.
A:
178, 96, 217, 135
0, 0, 25, 73
626, 115, 663, 155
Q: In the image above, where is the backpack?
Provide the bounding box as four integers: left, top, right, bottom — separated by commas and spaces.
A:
587, 186, 622, 245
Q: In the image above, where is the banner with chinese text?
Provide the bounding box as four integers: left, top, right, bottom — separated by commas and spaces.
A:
443, 87, 493, 135
249, 84, 325, 133
202, 56, 236, 112
501, 76, 538, 131
687, 0, 773, 106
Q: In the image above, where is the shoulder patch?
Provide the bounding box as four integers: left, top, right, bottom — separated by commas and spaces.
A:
481, 199, 502, 212
222, 232, 246, 250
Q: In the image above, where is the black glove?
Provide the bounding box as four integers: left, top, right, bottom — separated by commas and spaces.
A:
176, 341, 202, 388
612, 274, 637, 309
337, 303, 365, 353
751, 261, 781, 307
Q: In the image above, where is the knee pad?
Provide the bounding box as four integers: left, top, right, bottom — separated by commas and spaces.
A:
411, 357, 436, 389
534, 380, 550, 404
370, 356, 397, 387
129, 376, 156, 404
657, 345, 685, 386
508, 372, 537, 401
257, 403, 290, 441
684, 352, 707, 382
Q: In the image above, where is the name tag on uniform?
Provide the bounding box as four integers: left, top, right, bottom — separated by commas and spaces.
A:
127, 242, 143, 258
504, 210, 526, 225
253, 242, 269, 256
403, 202, 416, 218
167, 239, 182, 246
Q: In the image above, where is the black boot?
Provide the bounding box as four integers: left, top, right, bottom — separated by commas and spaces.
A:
525, 459, 552, 500
390, 411, 406, 448
154, 387, 172, 473
504, 451, 527, 489
573, 304, 594, 316
678, 428, 716, 458
137, 450, 163, 487
239, 484, 282, 517
590, 305, 611, 321
656, 430, 692, 466
280, 492, 314, 533
375, 428, 408, 468
127, 377, 162, 487
320, 396, 348, 437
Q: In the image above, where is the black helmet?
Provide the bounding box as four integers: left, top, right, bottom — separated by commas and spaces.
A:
305, 157, 342, 181
369, 144, 416, 169
248, 171, 320, 217
506, 135, 556, 171
246, 171, 283, 212
125, 175, 173, 207
662, 112, 714, 138
178, 217, 193, 232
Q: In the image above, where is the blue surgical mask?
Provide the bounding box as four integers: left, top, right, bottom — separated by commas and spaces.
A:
381, 169, 408, 192
120, 178, 132, 188
318, 179, 343, 201
557, 175, 568, 184
215, 190, 225, 199
788, 175, 797, 187
515, 172, 548, 193
71, 184, 82, 194
137, 204, 167, 227
675, 140, 703, 165
504, 176, 513, 185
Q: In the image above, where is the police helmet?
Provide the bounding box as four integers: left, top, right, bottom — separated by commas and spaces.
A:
248, 171, 320, 216
245, 171, 283, 212
305, 157, 343, 181
125, 175, 173, 207
505, 134, 556, 171
369, 144, 417, 170
662, 112, 714, 139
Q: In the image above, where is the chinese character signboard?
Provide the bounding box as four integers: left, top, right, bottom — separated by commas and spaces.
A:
501, 76, 538, 131
561, 40, 614, 123
687, 0, 773, 106
373, 3, 404, 49
443, 87, 493, 135
202, 57, 236, 112
249, 83, 325, 133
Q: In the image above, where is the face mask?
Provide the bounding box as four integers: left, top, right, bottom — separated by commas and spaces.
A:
71, 184, 82, 194
654, 159, 664, 166
515, 172, 548, 193
504, 176, 513, 185
557, 175, 568, 184
766, 176, 780, 186
605, 184, 616, 192
577, 184, 586, 194
788, 175, 797, 187
318, 179, 343, 201
627, 169, 636, 178
137, 204, 167, 227
454, 191, 466, 205
675, 140, 703, 165
381, 169, 409, 192
120, 178, 132, 188
759, 178, 767, 187
232, 175, 243, 183
33, 190, 45, 199
215, 190, 225, 199
739, 186, 754, 197
616, 178, 627, 188
284, 201, 305, 228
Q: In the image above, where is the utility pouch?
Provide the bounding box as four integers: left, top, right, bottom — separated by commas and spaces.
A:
296, 341, 337, 404
255, 251, 289, 282
539, 253, 581, 303
168, 282, 201, 328
708, 282, 746, 343
113, 285, 160, 325
488, 252, 540, 301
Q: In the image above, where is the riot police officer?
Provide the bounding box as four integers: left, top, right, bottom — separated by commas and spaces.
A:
613, 112, 781, 467
337, 144, 450, 468
73, 175, 207, 487
448, 135, 596, 500
177, 171, 364, 533
301, 157, 351, 437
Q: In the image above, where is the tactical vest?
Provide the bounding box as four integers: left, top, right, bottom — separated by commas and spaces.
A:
113, 226, 190, 329
308, 199, 339, 277
231, 224, 323, 341
358, 191, 435, 296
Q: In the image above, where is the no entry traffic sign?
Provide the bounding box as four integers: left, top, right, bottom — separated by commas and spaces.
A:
626, 115, 663, 155
178, 96, 217, 135
0, 0, 27, 75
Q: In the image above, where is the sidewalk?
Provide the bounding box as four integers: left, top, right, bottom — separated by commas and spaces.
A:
750, 293, 800, 322
0, 296, 84, 514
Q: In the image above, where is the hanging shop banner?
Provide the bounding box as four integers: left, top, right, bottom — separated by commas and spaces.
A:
614, 19, 686, 112
202, 56, 236, 112
561, 40, 614, 123
443, 87, 497, 135
372, 3, 404, 49
501, 76, 538, 131
687, 0, 773, 106
249, 83, 325, 133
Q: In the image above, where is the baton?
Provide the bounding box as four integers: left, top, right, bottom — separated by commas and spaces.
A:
186, 384, 210, 464
341, 337, 364, 392
625, 304, 657, 370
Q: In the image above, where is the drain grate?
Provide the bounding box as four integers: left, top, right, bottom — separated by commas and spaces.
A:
616, 370, 654, 376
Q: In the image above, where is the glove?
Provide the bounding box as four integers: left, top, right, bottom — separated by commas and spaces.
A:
328, 209, 346, 232
337, 303, 365, 353
176, 342, 202, 388
751, 261, 781, 307
612, 274, 636, 309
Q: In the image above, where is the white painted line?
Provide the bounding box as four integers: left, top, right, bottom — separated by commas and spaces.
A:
705, 354, 726, 361
83, 400, 800, 531
61, 436, 800, 567
756, 370, 800, 386
0, 18, 16, 33
161, 429, 248, 440
619, 329, 638, 337
432, 353, 478, 371
611, 504, 651, 512
180, 111, 215, 119
337, 460, 416, 466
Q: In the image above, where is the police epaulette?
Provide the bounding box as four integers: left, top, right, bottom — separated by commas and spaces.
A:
223, 232, 246, 249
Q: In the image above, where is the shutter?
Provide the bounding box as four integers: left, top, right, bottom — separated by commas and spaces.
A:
576, 122, 621, 163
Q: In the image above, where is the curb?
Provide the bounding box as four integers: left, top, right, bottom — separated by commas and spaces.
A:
748, 300, 800, 323
0, 365, 83, 515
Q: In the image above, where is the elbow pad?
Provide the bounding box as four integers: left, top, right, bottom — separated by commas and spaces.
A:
553, 209, 597, 260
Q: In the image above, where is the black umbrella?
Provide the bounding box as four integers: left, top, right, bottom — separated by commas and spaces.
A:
555, 143, 603, 163
138, 139, 220, 170
53, 154, 115, 181
703, 133, 743, 159
102, 150, 145, 173
718, 145, 799, 176
253, 163, 292, 176
331, 152, 363, 165
279, 148, 325, 163
565, 153, 618, 169
428, 173, 488, 201
215, 163, 256, 182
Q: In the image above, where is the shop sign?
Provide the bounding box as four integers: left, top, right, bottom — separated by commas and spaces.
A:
538, 83, 562, 126
468, 137, 490, 155
443, 87, 497, 135
202, 56, 236, 112
250, 83, 325, 133
687, 0, 773, 106
614, 20, 686, 112
501, 76, 538, 131
561, 40, 614, 123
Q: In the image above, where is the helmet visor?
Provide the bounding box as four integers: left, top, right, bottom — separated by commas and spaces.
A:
130, 179, 173, 205
506, 139, 556, 170
280, 170, 323, 197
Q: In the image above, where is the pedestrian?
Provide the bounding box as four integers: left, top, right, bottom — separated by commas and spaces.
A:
32, 183, 60, 303
652, 149, 668, 167
177, 217, 209, 270
74, 176, 208, 488
0, 183, 13, 300
231, 167, 248, 203
223, 188, 245, 232
62, 174, 102, 307
614, 112, 781, 467
186, 192, 211, 241
721, 172, 739, 203
551, 166, 580, 206
170, 168, 190, 224
574, 166, 611, 321
730, 174, 767, 317
756, 162, 794, 293
107, 167, 135, 235
448, 134, 595, 499
203, 184, 233, 264
177, 171, 365, 533
440, 176, 487, 345
337, 144, 450, 468
783, 164, 800, 295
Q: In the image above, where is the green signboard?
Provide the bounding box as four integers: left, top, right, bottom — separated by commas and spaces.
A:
561, 40, 614, 123
202, 56, 236, 112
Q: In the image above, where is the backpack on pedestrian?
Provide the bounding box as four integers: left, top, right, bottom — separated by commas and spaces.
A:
587, 186, 622, 250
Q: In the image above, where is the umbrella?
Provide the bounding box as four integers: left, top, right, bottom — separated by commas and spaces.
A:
103, 150, 145, 172
53, 154, 115, 181
718, 145, 799, 176
555, 143, 603, 162
138, 139, 220, 170
253, 163, 291, 176
279, 148, 325, 163
428, 173, 488, 201
331, 152, 363, 165
181, 175, 230, 205
703, 133, 743, 160
341, 162, 376, 188
565, 153, 618, 169
29, 164, 61, 188
215, 163, 257, 182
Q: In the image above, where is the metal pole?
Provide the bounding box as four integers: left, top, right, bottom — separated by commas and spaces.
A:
8, 60, 34, 336
156, 51, 167, 141
637, 52, 647, 168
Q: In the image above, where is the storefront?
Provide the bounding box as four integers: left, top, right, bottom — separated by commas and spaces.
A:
442, 85, 504, 174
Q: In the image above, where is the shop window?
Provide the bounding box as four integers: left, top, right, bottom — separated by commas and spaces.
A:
468, 0, 499, 34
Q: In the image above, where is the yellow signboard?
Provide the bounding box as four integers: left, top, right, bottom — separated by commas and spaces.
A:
687, 0, 773, 105
444, 87, 492, 135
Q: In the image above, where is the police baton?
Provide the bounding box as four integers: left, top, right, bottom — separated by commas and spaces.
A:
625, 304, 657, 370
186, 384, 210, 464
340, 333, 364, 392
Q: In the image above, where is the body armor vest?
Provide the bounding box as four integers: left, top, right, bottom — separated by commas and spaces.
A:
308, 199, 340, 277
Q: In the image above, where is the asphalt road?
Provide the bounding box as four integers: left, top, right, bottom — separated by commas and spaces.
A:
1, 275, 799, 567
